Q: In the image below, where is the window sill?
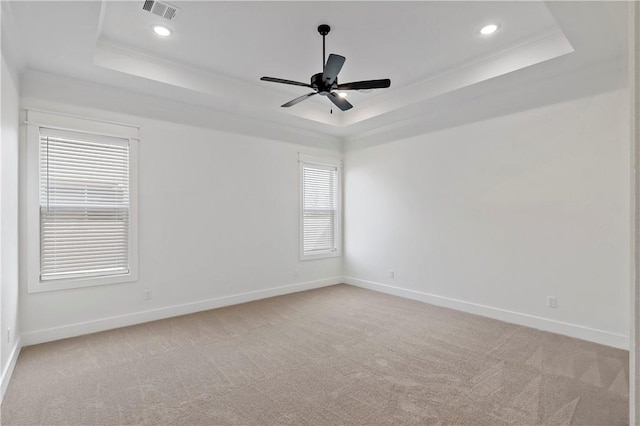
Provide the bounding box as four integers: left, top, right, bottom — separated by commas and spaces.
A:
28, 271, 138, 293
300, 251, 342, 261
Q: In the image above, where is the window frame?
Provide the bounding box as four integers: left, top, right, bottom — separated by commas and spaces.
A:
299, 153, 342, 261
25, 109, 139, 293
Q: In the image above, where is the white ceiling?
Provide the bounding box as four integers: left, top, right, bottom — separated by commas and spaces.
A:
3, 1, 630, 140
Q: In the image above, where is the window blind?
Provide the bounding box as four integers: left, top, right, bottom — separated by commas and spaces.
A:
302, 163, 338, 254
39, 128, 131, 281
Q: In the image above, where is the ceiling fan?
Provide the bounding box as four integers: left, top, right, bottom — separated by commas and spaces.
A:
260, 24, 391, 111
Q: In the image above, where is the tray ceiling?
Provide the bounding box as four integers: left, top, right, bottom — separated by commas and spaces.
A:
4, 1, 630, 139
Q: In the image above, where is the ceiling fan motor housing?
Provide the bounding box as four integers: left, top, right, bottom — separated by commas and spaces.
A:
311, 72, 337, 96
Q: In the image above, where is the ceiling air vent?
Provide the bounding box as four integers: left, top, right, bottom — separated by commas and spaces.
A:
142, 0, 179, 21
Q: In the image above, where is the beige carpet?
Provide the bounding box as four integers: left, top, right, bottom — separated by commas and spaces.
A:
1, 284, 629, 425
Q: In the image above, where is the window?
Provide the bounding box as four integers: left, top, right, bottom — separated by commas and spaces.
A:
299, 154, 341, 260
26, 110, 138, 292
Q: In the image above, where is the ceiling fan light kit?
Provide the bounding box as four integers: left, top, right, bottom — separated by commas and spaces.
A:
260, 24, 391, 111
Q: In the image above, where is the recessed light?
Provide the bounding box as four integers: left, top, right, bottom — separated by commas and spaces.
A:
152, 25, 171, 37
337, 92, 348, 98
480, 24, 498, 35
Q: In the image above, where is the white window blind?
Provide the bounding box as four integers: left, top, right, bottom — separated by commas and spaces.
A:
302, 163, 339, 255
39, 128, 131, 281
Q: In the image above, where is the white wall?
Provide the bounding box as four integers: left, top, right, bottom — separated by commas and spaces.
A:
19, 81, 632, 350
1, 53, 21, 395
18, 96, 342, 344
632, 2, 639, 421
344, 88, 631, 348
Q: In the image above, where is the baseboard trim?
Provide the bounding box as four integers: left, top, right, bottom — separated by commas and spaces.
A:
1, 337, 22, 403
19, 275, 629, 350
344, 277, 629, 350
21, 277, 342, 347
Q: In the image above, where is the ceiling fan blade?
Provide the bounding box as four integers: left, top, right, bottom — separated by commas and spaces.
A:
323, 54, 346, 86
337, 79, 391, 90
327, 92, 353, 111
260, 77, 312, 88
281, 92, 317, 107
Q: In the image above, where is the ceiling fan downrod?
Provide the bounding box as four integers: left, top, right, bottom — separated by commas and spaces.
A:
318, 24, 330, 73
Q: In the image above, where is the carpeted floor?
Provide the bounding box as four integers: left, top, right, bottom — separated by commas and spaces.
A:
1, 284, 629, 425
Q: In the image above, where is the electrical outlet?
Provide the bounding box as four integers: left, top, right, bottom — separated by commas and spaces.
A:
145, 290, 152, 300
388, 269, 395, 279
547, 296, 557, 308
